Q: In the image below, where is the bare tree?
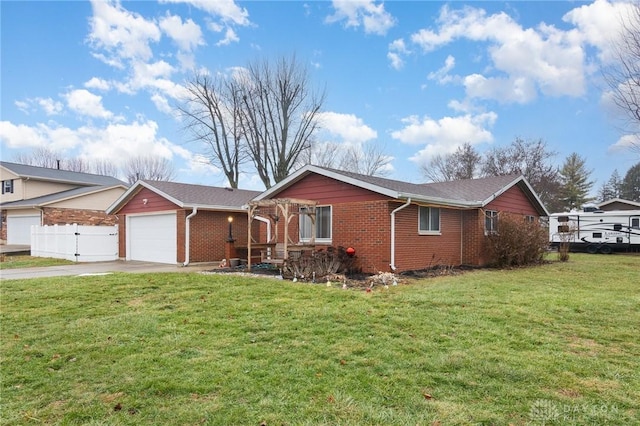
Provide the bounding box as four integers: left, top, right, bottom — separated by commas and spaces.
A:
300, 141, 341, 169
420, 142, 481, 182
481, 137, 560, 209
603, 2, 640, 154
13, 147, 63, 169
179, 72, 246, 188
239, 55, 326, 188
338, 143, 392, 176
91, 158, 121, 178
298, 141, 392, 176
123, 155, 176, 184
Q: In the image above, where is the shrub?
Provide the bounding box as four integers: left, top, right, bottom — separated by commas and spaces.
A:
486, 213, 549, 267
283, 246, 359, 280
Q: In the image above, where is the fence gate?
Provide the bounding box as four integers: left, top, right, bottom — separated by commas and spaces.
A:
31, 224, 118, 262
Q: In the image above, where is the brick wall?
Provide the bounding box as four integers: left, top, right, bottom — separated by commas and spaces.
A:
42, 207, 118, 227
188, 211, 250, 262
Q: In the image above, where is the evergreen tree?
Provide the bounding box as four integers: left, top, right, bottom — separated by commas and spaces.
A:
597, 169, 623, 202
558, 153, 594, 211
622, 162, 640, 201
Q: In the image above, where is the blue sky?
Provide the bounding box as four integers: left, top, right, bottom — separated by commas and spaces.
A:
1, 0, 638, 192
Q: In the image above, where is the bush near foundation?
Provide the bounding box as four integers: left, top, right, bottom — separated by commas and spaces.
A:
486, 213, 549, 267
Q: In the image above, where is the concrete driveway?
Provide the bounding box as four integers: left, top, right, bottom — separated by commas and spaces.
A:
0, 260, 216, 280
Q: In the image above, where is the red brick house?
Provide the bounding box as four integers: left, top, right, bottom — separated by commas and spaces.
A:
106, 180, 260, 265
250, 165, 549, 273
1, 161, 127, 245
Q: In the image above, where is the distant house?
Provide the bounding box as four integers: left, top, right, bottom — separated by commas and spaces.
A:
1, 161, 127, 245
249, 165, 549, 273
597, 198, 640, 211
106, 180, 260, 265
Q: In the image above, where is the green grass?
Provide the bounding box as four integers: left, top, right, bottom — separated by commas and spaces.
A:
1, 254, 639, 425
0, 255, 74, 270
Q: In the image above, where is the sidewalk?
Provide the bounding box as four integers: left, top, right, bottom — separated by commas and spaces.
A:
0, 260, 216, 280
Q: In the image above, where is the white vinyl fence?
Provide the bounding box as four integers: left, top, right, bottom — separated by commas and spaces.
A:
31, 224, 119, 262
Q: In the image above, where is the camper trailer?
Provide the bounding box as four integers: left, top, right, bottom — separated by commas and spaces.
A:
549, 209, 640, 253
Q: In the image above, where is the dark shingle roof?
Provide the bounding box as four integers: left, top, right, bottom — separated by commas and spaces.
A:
142, 180, 261, 208
107, 180, 262, 214
319, 167, 520, 203
1, 161, 126, 186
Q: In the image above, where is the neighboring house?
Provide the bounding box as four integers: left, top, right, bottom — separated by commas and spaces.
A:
106, 180, 261, 265
250, 165, 549, 273
597, 198, 640, 211
1, 161, 127, 245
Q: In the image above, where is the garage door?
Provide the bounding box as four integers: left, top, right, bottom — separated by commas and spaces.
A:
7, 215, 40, 245
128, 213, 177, 264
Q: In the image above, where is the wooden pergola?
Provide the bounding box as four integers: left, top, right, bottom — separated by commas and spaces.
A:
246, 198, 318, 271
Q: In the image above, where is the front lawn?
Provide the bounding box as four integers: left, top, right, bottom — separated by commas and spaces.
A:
0, 255, 74, 270
1, 254, 638, 425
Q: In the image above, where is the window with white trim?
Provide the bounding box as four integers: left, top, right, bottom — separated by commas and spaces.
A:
485, 210, 498, 234
2, 179, 14, 194
300, 205, 332, 242
418, 206, 440, 234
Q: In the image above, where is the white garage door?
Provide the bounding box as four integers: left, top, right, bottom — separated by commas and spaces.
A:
128, 213, 177, 264
7, 215, 40, 245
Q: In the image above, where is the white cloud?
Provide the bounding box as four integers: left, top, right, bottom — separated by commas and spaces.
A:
160, 0, 250, 26
38, 98, 64, 116
608, 134, 639, 152
563, 0, 635, 63
85, 77, 112, 91
216, 27, 240, 46
0, 121, 48, 148
64, 89, 113, 119
159, 13, 204, 51
427, 55, 456, 85
326, 0, 396, 35
391, 112, 497, 164
463, 74, 537, 104
317, 111, 377, 143
408, 3, 596, 103
388, 38, 409, 70
87, 0, 161, 63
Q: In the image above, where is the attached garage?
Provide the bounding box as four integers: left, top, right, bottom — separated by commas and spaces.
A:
127, 213, 177, 264
7, 215, 40, 245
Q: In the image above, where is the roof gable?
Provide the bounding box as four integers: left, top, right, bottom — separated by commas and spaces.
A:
107, 180, 262, 214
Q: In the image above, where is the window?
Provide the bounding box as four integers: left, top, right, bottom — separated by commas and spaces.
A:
418, 206, 440, 233
557, 225, 570, 233
525, 215, 536, 223
632, 218, 640, 229
558, 216, 569, 223
613, 224, 622, 231
485, 210, 498, 234
2, 179, 14, 194
300, 206, 331, 242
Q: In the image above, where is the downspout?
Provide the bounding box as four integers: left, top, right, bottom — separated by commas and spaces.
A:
253, 215, 272, 242
390, 198, 411, 271
183, 207, 198, 266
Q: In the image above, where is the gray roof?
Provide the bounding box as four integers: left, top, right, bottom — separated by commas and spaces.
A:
1, 161, 127, 187
320, 167, 521, 204
1, 185, 125, 209
108, 180, 262, 213
256, 165, 548, 215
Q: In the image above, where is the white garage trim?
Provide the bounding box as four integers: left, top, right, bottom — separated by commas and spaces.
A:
127, 212, 177, 264
7, 214, 41, 245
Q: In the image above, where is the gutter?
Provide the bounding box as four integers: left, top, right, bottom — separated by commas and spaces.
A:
390, 197, 411, 271
183, 207, 198, 266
